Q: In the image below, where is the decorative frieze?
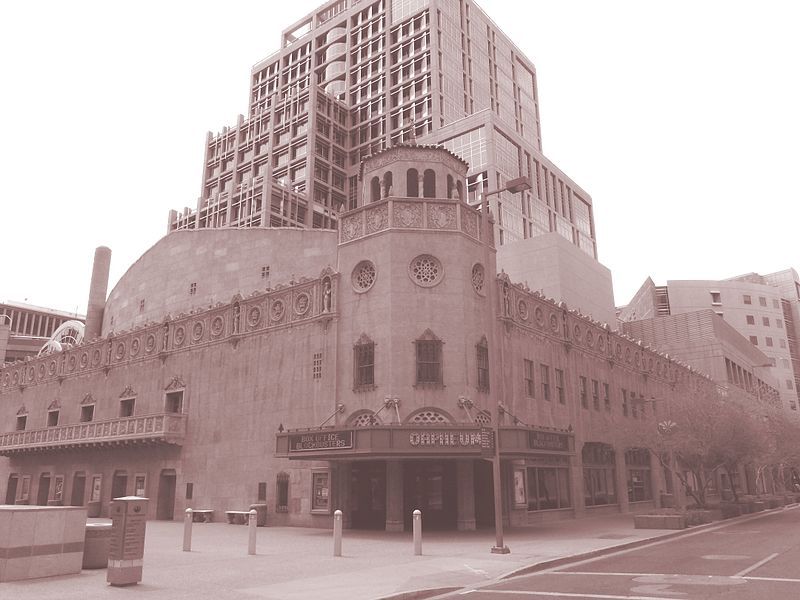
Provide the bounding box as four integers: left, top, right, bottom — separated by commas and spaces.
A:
0, 271, 339, 394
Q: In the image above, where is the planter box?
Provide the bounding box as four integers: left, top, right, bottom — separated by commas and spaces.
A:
753, 501, 766, 512
686, 510, 712, 526
720, 503, 742, 519
634, 514, 687, 530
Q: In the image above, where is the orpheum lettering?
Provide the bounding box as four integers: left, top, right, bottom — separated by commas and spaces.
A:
289, 431, 353, 452
409, 431, 481, 447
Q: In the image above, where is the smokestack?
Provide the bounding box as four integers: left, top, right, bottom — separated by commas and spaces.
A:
84, 246, 111, 341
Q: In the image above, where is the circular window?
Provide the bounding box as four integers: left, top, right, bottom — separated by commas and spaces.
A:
352, 260, 377, 292
471, 263, 485, 295
409, 254, 443, 287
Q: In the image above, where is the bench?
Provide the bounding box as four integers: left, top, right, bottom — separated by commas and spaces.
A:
191, 509, 214, 523
225, 510, 252, 525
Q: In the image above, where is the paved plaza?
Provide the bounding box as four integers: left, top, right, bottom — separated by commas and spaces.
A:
5, 509, 788, 600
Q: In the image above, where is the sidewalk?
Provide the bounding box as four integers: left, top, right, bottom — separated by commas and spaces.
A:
0, 511, 760, 600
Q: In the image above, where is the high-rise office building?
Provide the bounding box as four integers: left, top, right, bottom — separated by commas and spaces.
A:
168, 0, 597, 261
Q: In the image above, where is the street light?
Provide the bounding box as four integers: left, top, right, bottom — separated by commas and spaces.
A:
480, 175, 531, 555
480, 176, 532, 211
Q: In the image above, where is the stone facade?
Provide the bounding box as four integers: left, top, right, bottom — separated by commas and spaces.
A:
1, 147, 714, 530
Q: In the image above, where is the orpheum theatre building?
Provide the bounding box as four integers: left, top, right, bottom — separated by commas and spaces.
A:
0, 146, 710, 531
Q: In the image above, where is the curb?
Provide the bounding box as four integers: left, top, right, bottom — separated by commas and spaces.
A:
376, 587, 460, 600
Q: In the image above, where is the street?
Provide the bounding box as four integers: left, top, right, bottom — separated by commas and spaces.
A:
449, 506, 800, 600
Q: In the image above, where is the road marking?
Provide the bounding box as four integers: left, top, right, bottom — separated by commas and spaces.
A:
745, 576, 800, 583
469, 591, 694, 599
464, 564, 489, 577
629, 584, 685, 597
701, 554, 750, 560
734, 552, 780, 577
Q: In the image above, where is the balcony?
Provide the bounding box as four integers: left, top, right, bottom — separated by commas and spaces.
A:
0, 413, 186, 456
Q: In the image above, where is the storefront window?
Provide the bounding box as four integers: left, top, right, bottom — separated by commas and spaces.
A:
526, 466, 571, 511
583, 442, 617, 506
625, 449, 652, 502
312, 471, 330, 513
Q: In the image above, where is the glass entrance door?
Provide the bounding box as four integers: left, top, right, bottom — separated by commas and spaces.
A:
350, 461, 386, 529
403, 461, 456, 530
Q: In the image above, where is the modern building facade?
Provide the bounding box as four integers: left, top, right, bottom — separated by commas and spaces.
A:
168, 0, 598, 266
619, 273, 800, 413
0, 302, 85, 365
1, 147, 713, 527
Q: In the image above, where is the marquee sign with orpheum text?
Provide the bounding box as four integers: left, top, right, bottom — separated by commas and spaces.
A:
288, 431, 354, 452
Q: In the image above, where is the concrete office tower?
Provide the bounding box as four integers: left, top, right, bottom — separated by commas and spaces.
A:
168, 0, 598, 268
84, 247, 111, 342
619, 271, 800, 414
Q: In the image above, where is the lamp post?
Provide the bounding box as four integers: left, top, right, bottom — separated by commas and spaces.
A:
479, 175, 531, 555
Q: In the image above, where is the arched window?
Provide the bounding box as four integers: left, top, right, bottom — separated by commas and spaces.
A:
414, 329, 443, 385
370, 176, 380, 203
383, 171, 393, 197
476, 336, 489, 392
407, 169, 419, 197
423, 169, 436, 198
447, 174, 454, 199
353, 333, 375, 389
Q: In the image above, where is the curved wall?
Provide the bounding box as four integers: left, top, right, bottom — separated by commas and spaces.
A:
103, 228, 338, 334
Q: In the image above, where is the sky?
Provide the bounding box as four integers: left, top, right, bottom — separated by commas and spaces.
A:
1, 0, 798, 316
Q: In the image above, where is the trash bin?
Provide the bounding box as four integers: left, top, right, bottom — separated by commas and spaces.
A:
249, 503, 268, 527
83, 522, 113, 569
87, 501, 102, 518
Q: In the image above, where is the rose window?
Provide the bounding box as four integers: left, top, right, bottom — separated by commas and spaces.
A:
352, 260, 377, 292
409, 255, 443, 287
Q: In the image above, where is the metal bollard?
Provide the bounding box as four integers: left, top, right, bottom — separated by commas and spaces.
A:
183, 508, 193, 552
248, 509, 257, 555
333, 509, 343, 557
413, 509, 422, 555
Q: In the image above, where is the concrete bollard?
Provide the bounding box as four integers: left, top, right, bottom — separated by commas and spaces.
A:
183, 508, 193, 552
413, 509, 422, 555
333, 509, 343, 557
248, 509, 257, 555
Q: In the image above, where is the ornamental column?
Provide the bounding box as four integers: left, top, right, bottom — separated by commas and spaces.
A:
456, 460, 476, 530
385, 460, 403, 532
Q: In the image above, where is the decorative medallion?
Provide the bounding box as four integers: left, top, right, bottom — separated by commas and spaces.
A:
2, 373, 9, 387
92, 349, 101, 366
131, 338, 141, 357
38, 363, 46, 379
192, 322, 204, 342
145, 334, 156, 353
535, 306, 545, 327
365, 205, 388, 233
634, 352, 640, 367
27, 367, 35, 380
341, 215, 362, 242
471, 263, 485, 295
409, 254, 444, 287
295, 292, 311, 316
518, 300, 529, 321
12, 371, 19, 384
615, 343, 622, 358
80, 352, 89, 368
550, 313, 559, 332
115, 343, 125, 360
585, 330, 594, 348
248, 306, 262, 328
174, 326, 186, 346
352, 260, 377, 293
624, 347, 631, 363
462, 211, 479, 238
428, 204, 456, 229
271, 299, 286, 321
573, 325, 582, 343
211, 316, 225, 337
598, 336, 605, 351
49, 360, 57, 375
395, 202, 423, 228
68, 355, 77, 371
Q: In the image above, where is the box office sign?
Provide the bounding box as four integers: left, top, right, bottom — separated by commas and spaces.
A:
528, 430, 570, 452
288, 431, 354, 452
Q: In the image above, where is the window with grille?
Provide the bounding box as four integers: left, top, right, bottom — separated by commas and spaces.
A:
476, 340, 489, 392
592, 379, 600, 410
312, 352, 323, 379
541, 365, 551, 401
276, 473, 289, 512
555, 368, 564, 404
415, 338, 442, 384
354, 339, 375, 388
579, 376, 588, 409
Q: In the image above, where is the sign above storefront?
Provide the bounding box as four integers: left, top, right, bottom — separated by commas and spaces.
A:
528, 430, 570, 452
288, 431, 354, 453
